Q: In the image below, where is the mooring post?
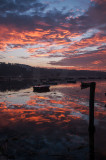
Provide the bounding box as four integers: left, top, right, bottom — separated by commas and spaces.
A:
81, 82, 96, 160
89, 82, 96, 160
89, 82, 96, 132
81, 81, 96, 131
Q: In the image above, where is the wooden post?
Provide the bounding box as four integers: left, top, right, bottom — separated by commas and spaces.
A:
89, 82, 96, 132
81, 82, 96, 160
81, 82, 96, 131
89, 82, 96, 160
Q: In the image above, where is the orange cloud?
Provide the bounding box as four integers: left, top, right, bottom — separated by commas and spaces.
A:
0, 25, 52, 51
1, 25, 104, 56
0, 24, 83, 53
0, 22, 106, 71
68, 32, 106, 51
92, 60, 102, 64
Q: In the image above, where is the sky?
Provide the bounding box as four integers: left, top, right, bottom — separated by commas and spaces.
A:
0, 0, 106, 71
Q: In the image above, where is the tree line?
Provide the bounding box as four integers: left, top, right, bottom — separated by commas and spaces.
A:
0, 62, 33, 78
0, 62, 105, 79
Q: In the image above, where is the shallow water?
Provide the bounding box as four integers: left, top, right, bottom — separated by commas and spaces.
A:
0, 81, 106, 160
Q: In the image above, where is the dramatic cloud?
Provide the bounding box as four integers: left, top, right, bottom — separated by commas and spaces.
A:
49, 49, 106, 70
0, 0, 106, 70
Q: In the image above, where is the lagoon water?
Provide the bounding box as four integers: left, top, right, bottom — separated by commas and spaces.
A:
0, 81, 106, 160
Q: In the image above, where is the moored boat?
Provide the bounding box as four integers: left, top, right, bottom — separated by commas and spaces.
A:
33, 85, 50, 92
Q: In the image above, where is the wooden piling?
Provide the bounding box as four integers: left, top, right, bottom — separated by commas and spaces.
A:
81, 81, 96, 160
81, 81, 96, 131
89, 82, 96, 132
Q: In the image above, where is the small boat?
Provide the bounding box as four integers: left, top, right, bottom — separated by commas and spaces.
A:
33, 85, 50, 92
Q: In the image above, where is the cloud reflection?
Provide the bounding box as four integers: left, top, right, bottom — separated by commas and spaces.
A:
0, 82, 106, 129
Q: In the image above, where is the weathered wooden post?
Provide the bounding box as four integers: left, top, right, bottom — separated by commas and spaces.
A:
89, 82, 96, 131
81, 82, 96, 131
81, 82, 96, 160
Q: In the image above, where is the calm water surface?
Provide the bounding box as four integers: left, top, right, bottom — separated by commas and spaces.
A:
0, 81, 106, 160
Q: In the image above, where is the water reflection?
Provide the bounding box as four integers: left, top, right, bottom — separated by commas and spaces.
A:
0, 80, 33, 92
0, 81, 106, 159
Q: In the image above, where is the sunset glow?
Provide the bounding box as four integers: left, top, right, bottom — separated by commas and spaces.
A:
0, 0, 106, 70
